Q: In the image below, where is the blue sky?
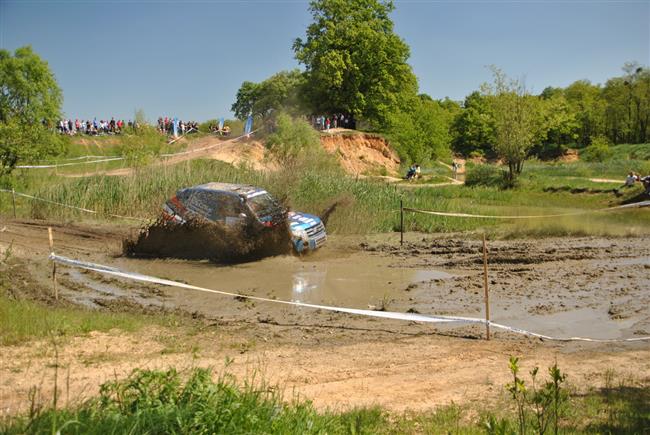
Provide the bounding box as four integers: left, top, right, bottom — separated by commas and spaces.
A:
1, 0, 648, 121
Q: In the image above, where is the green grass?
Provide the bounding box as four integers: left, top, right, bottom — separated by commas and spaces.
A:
0, 294, 170, 346
0, 259, 180, 346
1, 141, 648, 237
2, 366, 647, 434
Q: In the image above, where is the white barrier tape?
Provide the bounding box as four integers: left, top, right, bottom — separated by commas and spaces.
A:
49, 253, 474, 325
57, 155, 113, 161
167, 127, 197, 145
16, 157, 125, 169
14, 129, 258, 170
0, 188, 148, 222
404, 200, 650, 220
160, 128, 260, 158
49, 253, 650, 343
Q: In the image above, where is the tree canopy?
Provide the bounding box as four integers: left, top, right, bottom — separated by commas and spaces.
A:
231, 70, 305, 121
293, 0, 417, 128
0, 46, 63, 175
482, 67, 543, 181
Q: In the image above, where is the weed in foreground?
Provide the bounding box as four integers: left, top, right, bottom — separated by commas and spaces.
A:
2, 359, 648, 434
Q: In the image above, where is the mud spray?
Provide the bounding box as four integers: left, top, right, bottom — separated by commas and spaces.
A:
123, 218, 292, 263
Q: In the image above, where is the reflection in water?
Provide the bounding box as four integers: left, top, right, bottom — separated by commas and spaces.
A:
292, 271, 327, 301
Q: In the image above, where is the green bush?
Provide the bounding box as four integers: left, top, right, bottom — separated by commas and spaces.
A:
581, 136, 613, 162
465, 164, 506, 187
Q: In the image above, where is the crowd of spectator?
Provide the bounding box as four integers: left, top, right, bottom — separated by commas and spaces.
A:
55, 118, 134, 135
205, 120, 231, 136
156, 117, 199, 136
311, 114, 356, 131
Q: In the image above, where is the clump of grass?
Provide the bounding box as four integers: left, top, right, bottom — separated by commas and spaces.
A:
2, 367, 389, 434
3, 363, 648, 434
465, 163, 508, 188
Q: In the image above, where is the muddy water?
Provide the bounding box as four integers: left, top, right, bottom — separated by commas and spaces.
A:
49, 228, 650, 340
115, 251, 454, 316
490, 306, 640, 340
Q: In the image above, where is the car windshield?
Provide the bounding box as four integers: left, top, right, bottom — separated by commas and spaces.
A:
247, 193, 279, 217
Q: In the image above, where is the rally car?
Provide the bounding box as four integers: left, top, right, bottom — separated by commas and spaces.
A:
162, 182, 327, 253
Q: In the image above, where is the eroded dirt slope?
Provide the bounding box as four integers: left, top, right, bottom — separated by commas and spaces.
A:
320, 132, 401, 176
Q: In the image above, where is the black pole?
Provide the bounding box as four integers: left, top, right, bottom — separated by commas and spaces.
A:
400, 199, 404, 246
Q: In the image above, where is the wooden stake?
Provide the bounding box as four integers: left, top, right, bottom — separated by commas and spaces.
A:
400, 199, 404, 246
48, 227, 58, 301
482, 233, 490, 340
11, 188, 16, 218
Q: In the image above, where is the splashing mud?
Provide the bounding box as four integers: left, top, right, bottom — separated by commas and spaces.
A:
123, 218, 292, 263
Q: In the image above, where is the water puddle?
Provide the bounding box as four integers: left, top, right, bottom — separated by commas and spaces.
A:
491, 307, 640, 340
115, 252, 454, 312
64, 269, 164, 309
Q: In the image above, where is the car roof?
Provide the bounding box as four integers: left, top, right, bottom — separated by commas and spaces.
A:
184, 182, 267, 198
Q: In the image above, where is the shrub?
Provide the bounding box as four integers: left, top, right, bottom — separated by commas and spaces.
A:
581, 136, 613, 162
465, 164, 506, 187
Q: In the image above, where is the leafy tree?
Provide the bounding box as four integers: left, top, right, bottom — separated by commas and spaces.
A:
0, 46, 63, 175
386, 94, 456, 163
231, 81, 259, 120
293, 0, 418, 128
450, 91, 496, 157
539, 86, 563, 100
231, 70, 305, 121
564, 80, 605, 146
539, 93, 579, 146
602, 63, 650, 144
482, 67, 543, 181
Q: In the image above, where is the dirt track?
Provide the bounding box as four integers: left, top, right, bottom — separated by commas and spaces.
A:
1, 219, 649, 415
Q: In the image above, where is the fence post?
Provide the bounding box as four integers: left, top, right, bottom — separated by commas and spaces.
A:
400, 199, 404, 246
482, 233, 490, 340
48, 227, 58, 301
12, 188, 17, 218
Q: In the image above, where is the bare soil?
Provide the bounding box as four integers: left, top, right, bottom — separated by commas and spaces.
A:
66, 132, 401, 178
1, 219, 649, 416
320, 133, 401, 176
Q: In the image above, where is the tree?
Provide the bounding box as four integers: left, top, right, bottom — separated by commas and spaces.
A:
231, 70, 305, 121
0, 46, 63, 175
603, 62, 650, 144
450, 91, 496, 157
564, 80, 605, 146
293, 0, 418, 128
386, 94, 456, 163
482, 67, 543, 181
231, 81, 259, 121
536, 92, 579, 152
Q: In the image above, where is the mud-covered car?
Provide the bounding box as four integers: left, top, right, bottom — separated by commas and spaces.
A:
162, 182, 327, 253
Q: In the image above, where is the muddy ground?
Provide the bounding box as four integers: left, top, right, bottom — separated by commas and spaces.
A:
1, 219, 649, 416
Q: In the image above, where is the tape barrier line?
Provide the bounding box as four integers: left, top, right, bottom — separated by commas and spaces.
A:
160, 128, 261, 158
14, 130, 259, 170
56, 155, 112, 161
49, 253, 650, 343
404, 200, 650, 220
16, 157, 125, 169
0, 189, 148, 222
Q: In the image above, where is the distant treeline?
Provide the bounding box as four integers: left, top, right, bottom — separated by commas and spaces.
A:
229, 1, 649, 164
451, 63, 650, 160
233, 63, 649, 163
